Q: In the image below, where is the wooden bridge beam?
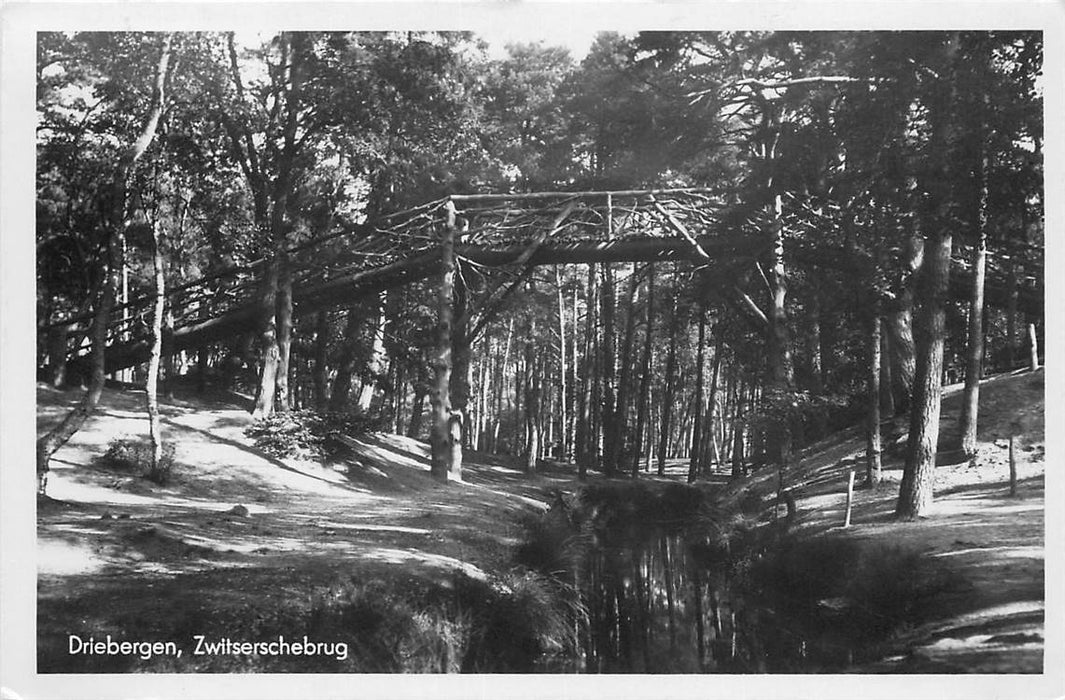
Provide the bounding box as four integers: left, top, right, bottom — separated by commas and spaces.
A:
91, 233, 1040, 376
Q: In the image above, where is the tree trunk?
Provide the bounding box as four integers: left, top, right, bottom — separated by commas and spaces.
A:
576, 264, 596, 477
885, 233, 923, 415
896, 228, 952, 518
145, 217, 166, 473
600, 263, 618, 476
767, 194, 794, 391
657, 286, 680, 476
765, 190, 794, 468
313, 310, 330, 410
407, 381, 427, 438
1028, 322, 1039, 371
252, 256, 281, 420
357, 293, 388, 412
613, 266, 640, 474
274, 251, 294, 413
450, 277, 471, 457
959, 117, 989, 459
430, 202, 457, 482
523, 302, 541, 473
1006, 246, 1019, 369
731, 378, 746, 479
554, 267, 569, 460
329, 308, 361, 412
879, 323, 895, 416
35, 33, 171, 494
705, 327, 723, 470
631, 264, 655, 477
896, 34, 960, 519
866, 314, 882, 485
688, 311, 707, 483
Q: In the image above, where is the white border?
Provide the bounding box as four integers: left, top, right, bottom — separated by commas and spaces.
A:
2, 3, 1062, 699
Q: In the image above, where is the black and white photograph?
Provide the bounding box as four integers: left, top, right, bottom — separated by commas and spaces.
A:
1, 3, 1062, 699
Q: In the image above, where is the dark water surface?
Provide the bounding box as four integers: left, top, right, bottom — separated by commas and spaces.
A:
533, 487, 947, 674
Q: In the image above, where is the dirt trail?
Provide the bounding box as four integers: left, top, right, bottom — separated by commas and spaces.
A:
35, 368, 1045, 673
36, 384, 576, 671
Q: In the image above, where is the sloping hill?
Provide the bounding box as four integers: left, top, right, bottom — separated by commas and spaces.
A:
718, 368, 1046, 673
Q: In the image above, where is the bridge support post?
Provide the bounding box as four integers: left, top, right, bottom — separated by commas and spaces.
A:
430, 199, 459, 482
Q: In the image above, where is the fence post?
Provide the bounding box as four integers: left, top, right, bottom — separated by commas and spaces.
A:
843, 467, 855, 527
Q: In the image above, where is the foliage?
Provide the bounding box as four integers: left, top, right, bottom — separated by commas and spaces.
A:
99, 436, 177, 484
244, 409, 379, 461
749, 536, 963, 664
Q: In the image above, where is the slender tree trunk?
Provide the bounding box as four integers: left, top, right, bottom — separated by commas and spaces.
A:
570, 282, 579, 460
613, 266, 640, 473
1028, 322, 1039, 371
867, 313, 883, 485
576, 264, 596, 477
600, 262, 618, 476
555, 267, 569, 460
1009, 255, 1018, 366
407, 382, 427, 438
807, 292, 829, 439
274, 252, 294, 412
731, 377, 746, 478
879, 323, 895, 416
959, 108, 989, 459
706, 327, 723, 470
451, 276, 471, 458
144, 217, 167, 472
430, 201, 457, 482
313, 311, 329, 410
523, 302, 541, 473
765, 188, 794, 468
657, 286, 680, 475
632, 265, 655, 477
493, 317, 514, 453
767, 197, 794, 391
357, 293, 388, 412
36, 34, 171, 494
688, 311, 707, 483
252, 255, 280, 420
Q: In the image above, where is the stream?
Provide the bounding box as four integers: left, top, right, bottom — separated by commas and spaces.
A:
527, 485, 947, 674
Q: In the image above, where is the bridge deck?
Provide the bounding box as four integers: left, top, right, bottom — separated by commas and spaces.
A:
44, 188, 1042, 374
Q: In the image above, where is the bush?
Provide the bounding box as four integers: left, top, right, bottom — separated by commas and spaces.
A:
748, 536, 962, 666
245, 409, 379, 461
100, 436, 177, 484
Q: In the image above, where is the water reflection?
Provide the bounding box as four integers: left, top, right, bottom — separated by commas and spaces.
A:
520, 483, 862, 674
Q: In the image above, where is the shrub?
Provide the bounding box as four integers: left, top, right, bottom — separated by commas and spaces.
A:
245, 409, 379, 461
100, 436, 177, 484
748, 536, 962, 666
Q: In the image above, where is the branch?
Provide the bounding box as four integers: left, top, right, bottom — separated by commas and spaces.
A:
652, 201, 711, 262
467, 201, 576, 342
689, 75, 877, 103
730, 285, 769, 328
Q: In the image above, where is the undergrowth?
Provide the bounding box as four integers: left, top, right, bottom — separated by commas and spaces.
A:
160, 572, 578, 673
245, 410, 379, 461
747, 536, 963, 668
99, 436, 177, 484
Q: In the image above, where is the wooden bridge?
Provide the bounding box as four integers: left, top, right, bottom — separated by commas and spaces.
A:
44, 187, 1043, 374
